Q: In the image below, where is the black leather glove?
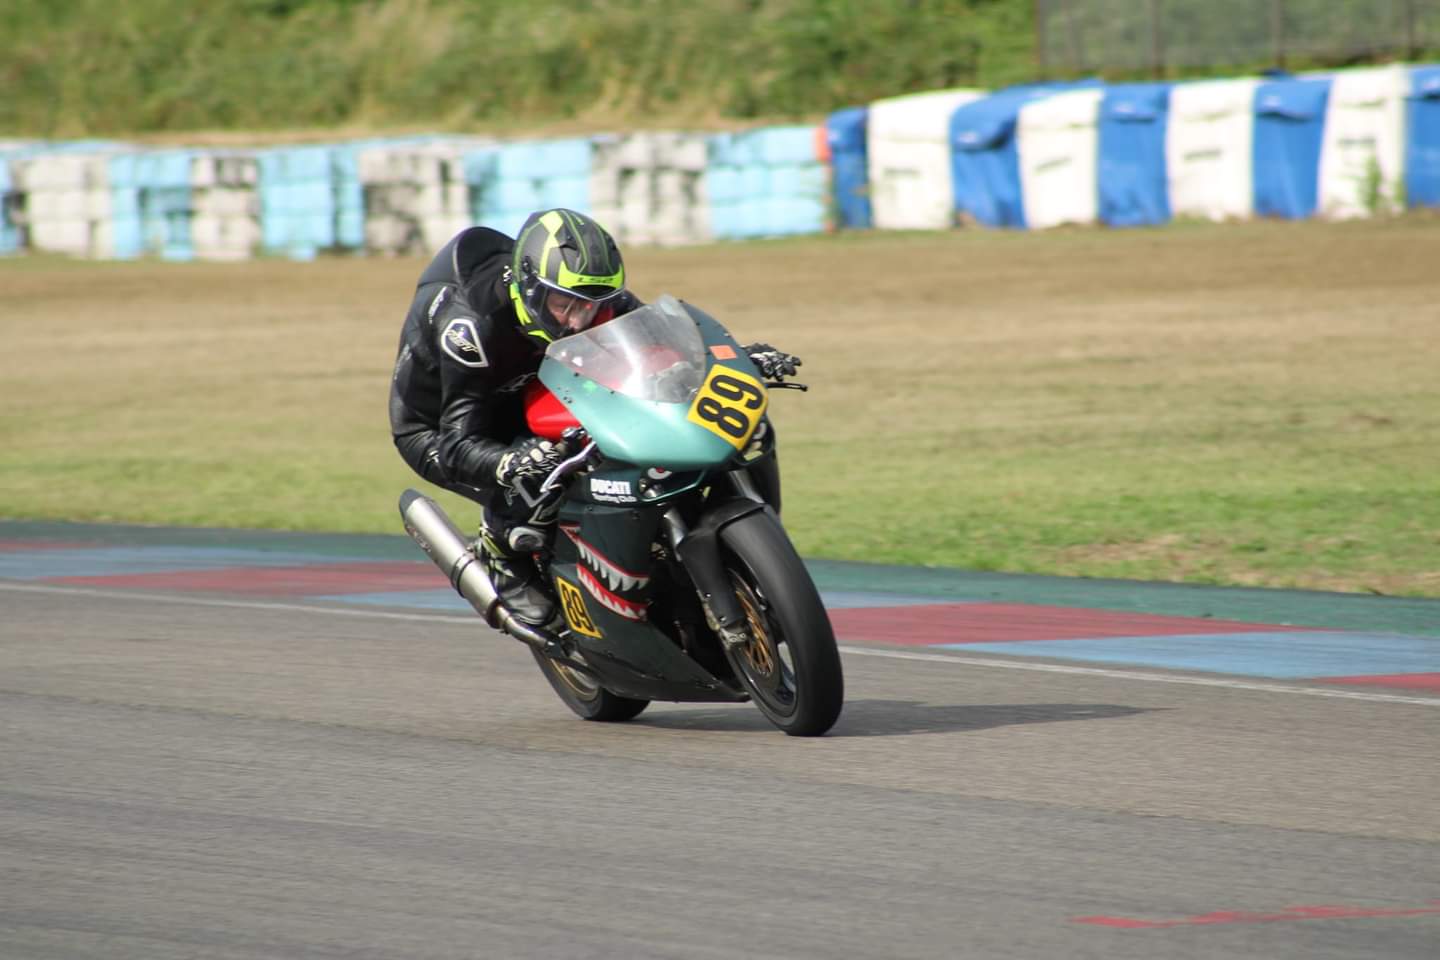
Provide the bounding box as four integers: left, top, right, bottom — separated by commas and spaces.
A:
742, 342, 802, 380
495, 436, 566, 489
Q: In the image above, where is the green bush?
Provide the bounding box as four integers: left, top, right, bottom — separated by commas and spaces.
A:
0, 0, 1036, 136
3, 1, 1433, 137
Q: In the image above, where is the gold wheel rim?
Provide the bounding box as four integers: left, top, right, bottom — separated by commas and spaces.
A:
734, 578, 778, 678
552, 657, 600, 698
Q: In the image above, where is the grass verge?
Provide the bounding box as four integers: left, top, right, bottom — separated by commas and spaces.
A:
2, 217, 1437, 596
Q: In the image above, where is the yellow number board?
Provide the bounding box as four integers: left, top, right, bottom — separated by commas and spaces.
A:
686, 365, 769, 450
554, 576, 602, 638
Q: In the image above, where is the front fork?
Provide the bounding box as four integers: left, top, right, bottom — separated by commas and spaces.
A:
663, 469, 772, 649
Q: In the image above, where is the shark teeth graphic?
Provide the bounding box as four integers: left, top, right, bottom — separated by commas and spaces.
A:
560, 526, 652, 596
576, 565, 648, 621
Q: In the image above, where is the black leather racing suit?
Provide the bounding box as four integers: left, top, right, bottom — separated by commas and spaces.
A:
389, 226, 549, 523
390, 226, 642, 529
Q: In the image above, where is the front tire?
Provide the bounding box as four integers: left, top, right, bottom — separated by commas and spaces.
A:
531, 649, 650, 722
718, 511, 843, 736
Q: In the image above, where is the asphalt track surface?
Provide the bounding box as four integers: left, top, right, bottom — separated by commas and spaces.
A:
2, 524, 1438, 959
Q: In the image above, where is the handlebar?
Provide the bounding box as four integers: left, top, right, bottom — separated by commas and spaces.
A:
540, 437, 598, 494
531, 379, 801, 498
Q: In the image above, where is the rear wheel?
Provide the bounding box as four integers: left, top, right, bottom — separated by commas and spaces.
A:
531, 649, 650, 722
718, 511, 843, 736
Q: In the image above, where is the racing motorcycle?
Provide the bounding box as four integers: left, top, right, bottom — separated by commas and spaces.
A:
399, 294, 843, 736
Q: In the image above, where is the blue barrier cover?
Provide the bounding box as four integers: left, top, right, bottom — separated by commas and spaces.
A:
106, 151, 194, 259
474, 209, 530, 237
333, 145, 364, 248
708, 132, 765, 169
542, 174, 590, 213
494, 138, 592, 180
1099, 83, 1172, 227
740, 165, 770, 198
115, 149, 191, 189
144, 187, 194, 261
770, 164, 826, 200
142, 150, 193, 188
950, 86, 1060, 228
1407, 64, 1440, 209
478, 174, 591, 229
755, 125, 818, 166
109, 216, 144, 259
764, 195, 826, 236
258, 146, 345, 257
1252, 76, 1330, 220
826, 107, 870, 228
336, 209, 364, 251
107, 154, 141, 190
463, 149, 498, 185
707, 166, 746, 204
0, 157, 16, 254
950, 80, 1105, 229
707, 127, 824, 239
708, 201, 749, 240
492, 177, 545, 213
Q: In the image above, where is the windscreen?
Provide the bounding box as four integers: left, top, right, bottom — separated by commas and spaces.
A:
544, 294, 707, 404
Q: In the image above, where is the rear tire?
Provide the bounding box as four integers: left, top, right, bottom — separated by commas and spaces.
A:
531, 649, 650, 722
718, 511, 843, 736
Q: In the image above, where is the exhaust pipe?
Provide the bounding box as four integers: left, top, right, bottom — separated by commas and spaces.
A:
398, 489, 565, 657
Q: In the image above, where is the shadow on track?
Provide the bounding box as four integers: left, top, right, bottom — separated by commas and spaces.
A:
636, 701, 1155, 737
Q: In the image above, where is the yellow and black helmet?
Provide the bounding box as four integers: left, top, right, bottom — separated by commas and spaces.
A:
509, 209, 627, 344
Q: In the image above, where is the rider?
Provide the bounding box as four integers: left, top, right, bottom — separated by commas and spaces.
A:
389, 208, 800, 626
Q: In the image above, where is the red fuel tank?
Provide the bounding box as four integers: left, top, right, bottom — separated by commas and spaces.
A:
523, 378, 580, 440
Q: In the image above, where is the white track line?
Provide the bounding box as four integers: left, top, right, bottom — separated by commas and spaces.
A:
4, 581, 1438, 707
838, 647, 1440, 706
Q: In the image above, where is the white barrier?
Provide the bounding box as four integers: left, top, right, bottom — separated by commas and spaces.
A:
1017, 87, 1105, 229
191, 153, 260, 261
1166, 78, 1260, 222
1318, 64, 1410, 219
6, 64, 1434, 263
867, 88, 985, 230
11, 153, 118, 258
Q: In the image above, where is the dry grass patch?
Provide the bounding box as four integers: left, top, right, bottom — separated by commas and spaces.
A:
2, 218, 1438, 595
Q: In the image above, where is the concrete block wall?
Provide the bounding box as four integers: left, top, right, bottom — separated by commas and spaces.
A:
9, 150, 119, 258
359, 140, 480, 256
589, 131, 711, 247
8, 61, 1433, 263
707, 125, 828, 240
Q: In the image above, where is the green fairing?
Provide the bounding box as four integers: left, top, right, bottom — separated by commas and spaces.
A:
538, 304, 763, 471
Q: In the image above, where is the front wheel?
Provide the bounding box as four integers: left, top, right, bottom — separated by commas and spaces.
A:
718, 511, 843, 736
531, 649, 650, 722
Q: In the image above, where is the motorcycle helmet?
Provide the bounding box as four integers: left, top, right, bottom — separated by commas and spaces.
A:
509, 208, 627, 344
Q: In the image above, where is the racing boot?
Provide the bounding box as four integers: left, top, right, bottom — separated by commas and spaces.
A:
476, 526, 557, 626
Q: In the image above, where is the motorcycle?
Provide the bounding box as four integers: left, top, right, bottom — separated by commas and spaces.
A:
399, 294, 844, 736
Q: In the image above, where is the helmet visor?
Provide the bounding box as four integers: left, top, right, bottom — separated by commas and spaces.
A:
538, 280, 626, 336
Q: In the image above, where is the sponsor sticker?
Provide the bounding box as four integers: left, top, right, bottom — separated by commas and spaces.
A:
710, 344, 738, 360
555, 576, 602, 638
440, 317, 488, 368
589, 478, 636, 503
